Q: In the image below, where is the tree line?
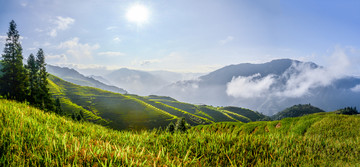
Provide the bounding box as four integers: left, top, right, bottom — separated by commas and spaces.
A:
0, 20, 62, 115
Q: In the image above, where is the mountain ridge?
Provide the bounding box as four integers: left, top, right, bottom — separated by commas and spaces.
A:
47, 64, 127, 94
158, 59, 360, 115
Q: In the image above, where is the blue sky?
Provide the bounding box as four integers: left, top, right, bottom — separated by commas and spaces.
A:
1, 0, 360, 73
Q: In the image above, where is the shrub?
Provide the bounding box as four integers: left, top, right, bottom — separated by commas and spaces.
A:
167, 122, 175, 133
175, 117, 187, 132
336, 107, 358, 115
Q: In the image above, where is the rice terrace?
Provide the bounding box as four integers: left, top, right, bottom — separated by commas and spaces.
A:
1, 0, 360, 166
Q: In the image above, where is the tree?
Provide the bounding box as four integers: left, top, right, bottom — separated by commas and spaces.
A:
54, 98, 63, 115
79, 110, 85, 121
25, 53, 39, 105
175, 117, 187, 133
71, 112, 76, 121
77, 114, 82, 121
36, 48, 53, 111
336, 107, 359, 115
167, 122, 175, 133
0, 20, 28, 101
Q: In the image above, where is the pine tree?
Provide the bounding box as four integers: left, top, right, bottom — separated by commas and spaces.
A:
0, 20, 28, 101
35, 48, 53, 111
25, 53, 39, 105
54, 98, 63, 115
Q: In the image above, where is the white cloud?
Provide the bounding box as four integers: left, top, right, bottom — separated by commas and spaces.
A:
277, 63, 335, 97
0, 35, 7, 45
33, 41, 51, 48
55, 63, 123, 71
351, 85, 360, 92
48, 16, 75, 37
219, 36, 234, 45
279, 48, 350, 98
0, 35, 25, 45
58, 37, 99, 61
20, 1, 28, 7
140, 59, 162, 66
46, 54, 68, 62
35, 28, 44, 32
98, 51, 125, 57
27, 47, 36, 51
226, 73, 276, 98
106, 26, 118, 31
226, 47, 353, 99
113, 37, 122, 42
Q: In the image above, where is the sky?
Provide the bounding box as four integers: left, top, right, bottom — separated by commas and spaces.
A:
0, 0, 360, 74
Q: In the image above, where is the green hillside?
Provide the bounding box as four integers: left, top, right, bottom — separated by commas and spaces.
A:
148, 96, 255, 123
48, 75, 257, 130
130, 95, 213, 125
48, 75, 176, 130
219, 106, 266, 121
1, 99, 360, 166
272, 104, 325, 120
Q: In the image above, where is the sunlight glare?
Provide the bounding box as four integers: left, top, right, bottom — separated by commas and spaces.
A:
126, 4, 150, 24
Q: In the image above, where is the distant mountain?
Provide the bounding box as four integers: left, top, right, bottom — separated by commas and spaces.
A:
271, 104, 325, 120
47, 65, 127, 94
70, 66, 202, 95
158, 59, 360, 115
148, 70, 203, 83
199, 59, 302, 86
88, 75, 112, 85
104, 68, 169, 95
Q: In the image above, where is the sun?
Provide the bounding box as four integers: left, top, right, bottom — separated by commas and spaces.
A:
126, 4, 150, 25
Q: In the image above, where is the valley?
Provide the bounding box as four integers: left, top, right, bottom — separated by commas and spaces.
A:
1, 1, 359, 165
48, 74, 266, 130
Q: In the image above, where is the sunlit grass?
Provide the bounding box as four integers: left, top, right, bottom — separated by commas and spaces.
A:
1, 99, 359, 166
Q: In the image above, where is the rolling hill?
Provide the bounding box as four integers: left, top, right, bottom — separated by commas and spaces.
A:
47, 75, 262, 130
272, 104, 325, 120
47, 65, 127, 94
1, 99, 360, 166
48, 75, 176, 130
146, 95, 255, 123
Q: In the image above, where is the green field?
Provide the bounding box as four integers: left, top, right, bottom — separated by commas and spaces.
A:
1, 99, 359, 166
48, 75, 262, 130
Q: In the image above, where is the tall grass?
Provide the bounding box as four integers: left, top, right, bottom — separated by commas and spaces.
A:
1, 99, 359, 166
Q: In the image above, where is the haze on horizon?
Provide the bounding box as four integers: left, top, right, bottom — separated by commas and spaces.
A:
0, 0, 360, 75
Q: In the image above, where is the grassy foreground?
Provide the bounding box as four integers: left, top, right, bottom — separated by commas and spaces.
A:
1, 99, 360, 166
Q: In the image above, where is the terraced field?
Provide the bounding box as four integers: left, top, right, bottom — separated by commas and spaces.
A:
1, 99, 359, 166
48, 76, 263, 130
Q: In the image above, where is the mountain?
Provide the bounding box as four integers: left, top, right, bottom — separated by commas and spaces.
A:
271, 104, 325, 120
148, 70, 204, 83
2, 99, 360, 166
89, 75, 112, 85
158, 59, 360, 115
104, 68, 169, 95
47, 65, 127, 94
198, 59, 304, 86
48, 75, 261, 130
